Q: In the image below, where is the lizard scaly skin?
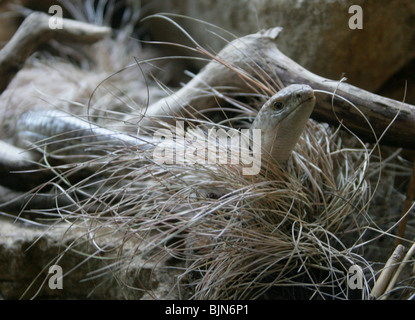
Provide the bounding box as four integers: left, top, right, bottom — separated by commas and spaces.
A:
251, 84, 315, 165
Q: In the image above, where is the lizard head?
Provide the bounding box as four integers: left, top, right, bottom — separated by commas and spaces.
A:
252, 84, 316, 164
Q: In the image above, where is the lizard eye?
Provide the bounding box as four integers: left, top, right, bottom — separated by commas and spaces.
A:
273, 101, 284, 111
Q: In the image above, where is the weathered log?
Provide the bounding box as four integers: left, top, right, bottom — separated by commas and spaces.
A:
135, 27, 415, 149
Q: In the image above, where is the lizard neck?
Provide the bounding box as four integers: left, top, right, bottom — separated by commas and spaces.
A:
250, 85, 316, 167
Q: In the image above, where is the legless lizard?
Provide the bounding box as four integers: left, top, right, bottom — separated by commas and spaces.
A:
8, 84, 315, 173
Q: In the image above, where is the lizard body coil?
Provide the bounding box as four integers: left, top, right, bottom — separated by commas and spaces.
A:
14, 84, 315, 167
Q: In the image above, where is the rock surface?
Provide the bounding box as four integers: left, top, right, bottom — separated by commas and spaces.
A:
0, 217, 180, 299
146, 0, 415, 93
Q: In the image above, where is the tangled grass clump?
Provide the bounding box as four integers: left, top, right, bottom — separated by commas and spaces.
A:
170, 120, 373, 299
23, 112, 377, 299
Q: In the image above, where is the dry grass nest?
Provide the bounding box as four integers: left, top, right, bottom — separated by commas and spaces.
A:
24, 107, 407, 300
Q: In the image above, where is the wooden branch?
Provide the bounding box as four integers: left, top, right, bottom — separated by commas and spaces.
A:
370, 244, 405, 299
0, 12, 111, 93
136, 27, 415, 149
382, 242, 415, 300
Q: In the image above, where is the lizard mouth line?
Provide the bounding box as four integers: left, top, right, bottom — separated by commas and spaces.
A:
271, 95, 316, 119
290, 95, 316, 110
